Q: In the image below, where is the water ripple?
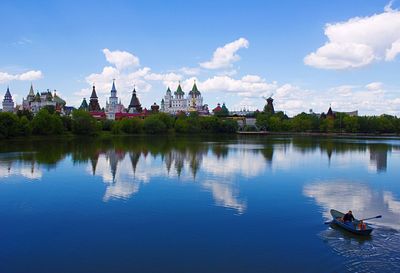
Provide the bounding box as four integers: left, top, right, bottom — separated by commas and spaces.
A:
320, 225, 400, 272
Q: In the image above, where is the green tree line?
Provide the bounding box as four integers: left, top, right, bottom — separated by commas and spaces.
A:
255, 111, 400, 134
0, 109, 238, 138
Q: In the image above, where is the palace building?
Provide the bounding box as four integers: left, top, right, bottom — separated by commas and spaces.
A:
161, 81, 208, 115
22, 84, 66, 114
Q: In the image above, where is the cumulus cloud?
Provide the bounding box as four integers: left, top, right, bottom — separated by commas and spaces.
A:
102, 48, 140, 70
304, 5, 400, 69
200, 38, 249, 69
0, 70, 43, 83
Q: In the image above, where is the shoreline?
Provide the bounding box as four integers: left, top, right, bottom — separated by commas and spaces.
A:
237, 131, 400, 139
2, 131, 400, 141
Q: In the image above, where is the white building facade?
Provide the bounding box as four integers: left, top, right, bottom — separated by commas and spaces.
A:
161, 82, 205, 115
105, 80, 125, 120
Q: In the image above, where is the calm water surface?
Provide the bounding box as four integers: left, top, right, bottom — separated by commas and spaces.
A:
0, 136, 400, 273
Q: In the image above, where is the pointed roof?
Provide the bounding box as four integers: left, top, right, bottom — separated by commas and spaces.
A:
29, 84, 34, 96
189, 81, 200, 95
111, 80, 116, 92
327, 106, 333, 116
213, 103, 222, 112
34, 92, 41, 102
5, 87, 11, 98
79, 98, 88, 110
166, 87, 171, 93
90, 85, 98, 99
129, 88, 141, 108
175, 83, 184, 95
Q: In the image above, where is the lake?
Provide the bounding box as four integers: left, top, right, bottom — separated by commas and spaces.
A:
1, 135, 400, 273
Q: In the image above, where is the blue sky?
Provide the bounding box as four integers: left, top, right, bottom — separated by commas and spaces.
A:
1, 0, 399, 116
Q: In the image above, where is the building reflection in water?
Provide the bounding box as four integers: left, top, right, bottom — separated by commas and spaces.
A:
88, 144, 268, 214
0, 153, 42, 180
1, 137, 399, 215
369, 145, 389, 173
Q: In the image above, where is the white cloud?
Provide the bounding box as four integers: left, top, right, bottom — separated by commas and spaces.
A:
200, 38, 249, 69
305, 6, 400, 69
102, 48, 140, 70
0, 70, 43, 83
366, 82, 383, 91
200, 75, 277, 95
179, 67, 201, 76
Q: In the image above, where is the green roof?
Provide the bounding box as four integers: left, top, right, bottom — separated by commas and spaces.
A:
175, 84, 184, 95
191, 82, 200, 94
79, 98, 88, 110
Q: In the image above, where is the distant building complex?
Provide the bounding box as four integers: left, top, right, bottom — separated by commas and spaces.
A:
161, 82, 208, 115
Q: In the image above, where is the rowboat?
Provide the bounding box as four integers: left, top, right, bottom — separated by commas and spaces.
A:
330, 209, 373, 236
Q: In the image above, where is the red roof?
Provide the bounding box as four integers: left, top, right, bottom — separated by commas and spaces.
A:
213, 103, 222, 112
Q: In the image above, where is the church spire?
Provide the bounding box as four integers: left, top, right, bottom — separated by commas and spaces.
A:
90, 85, 98, 99
111, 79, 116, 92
29, 83, 34, 96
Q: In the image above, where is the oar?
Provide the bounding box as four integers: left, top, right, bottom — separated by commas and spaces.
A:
360, 215, 382, 221
324, 215, 382, 225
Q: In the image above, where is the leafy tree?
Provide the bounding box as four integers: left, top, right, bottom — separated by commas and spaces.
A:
18, 116, 32, 136
16, 109, 34, 120
119, 118, 143, 134
291, 113, 313, 132
31, 109, 63, 135
153, 112, 174, 129
0, 112, 20, 138
71, 110, 99, 135
219, 118, 238, 133
343, 116, 359, 133
101, 119, 114, 131
143, 115, 167, 134
61, 116, 73, 132
43, 105, 56, 114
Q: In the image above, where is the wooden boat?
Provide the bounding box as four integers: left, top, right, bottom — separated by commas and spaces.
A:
330, 209, 373, 236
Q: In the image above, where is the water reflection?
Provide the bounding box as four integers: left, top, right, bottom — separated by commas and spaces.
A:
1, 136, 400, 214
303, 180, 400, 230
304, 180, 400, 272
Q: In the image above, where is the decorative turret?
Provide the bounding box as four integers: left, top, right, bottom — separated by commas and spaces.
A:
326, 106, 335, 119
151, 102, 160, 113
88, 85, 101, 112
111, 79, 117, 97
27, 84, 35, 102
2, 87, 15, 112
128, 87, 142, 113
161, 98, 165, 112
188, 81, 201, 98
213, 102, 229, 117
34, 92, 41, 102
174, 83, 184, 99
79, 98, 89, 111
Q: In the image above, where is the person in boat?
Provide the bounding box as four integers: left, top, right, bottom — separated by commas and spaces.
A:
342, 210, 355, 222
358, 220, 366, 230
